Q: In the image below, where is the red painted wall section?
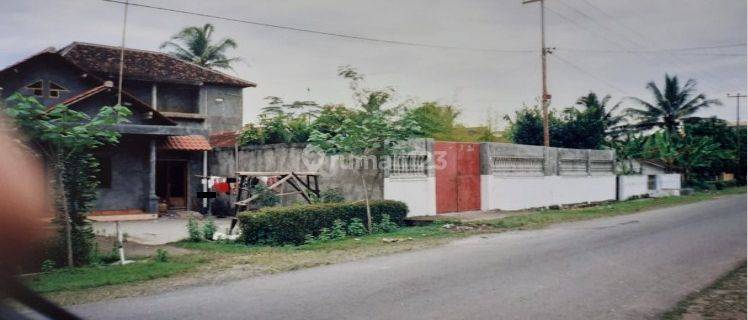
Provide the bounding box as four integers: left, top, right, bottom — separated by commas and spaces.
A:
435, 142, 481, 213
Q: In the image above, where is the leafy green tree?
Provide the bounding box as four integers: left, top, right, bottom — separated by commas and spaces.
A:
308, 67, 420, 232
576, 92, 626, 139
682, 117, 745, 182
160, 23, 240, 70
5, 93, 130, 266
625, 74, 721, 134
406, 102, 460, 140
642, 131, 730, 186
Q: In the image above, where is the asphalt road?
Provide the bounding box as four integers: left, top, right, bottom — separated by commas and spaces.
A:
72, 195, 746, 320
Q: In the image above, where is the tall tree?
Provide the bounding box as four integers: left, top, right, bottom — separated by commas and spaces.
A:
309, 67, 420, 232
5, 94, 130, 266
576, 92, 626, 139
406, 102, 460, 141
160, 23, 240, 70
625, 74, 721, 134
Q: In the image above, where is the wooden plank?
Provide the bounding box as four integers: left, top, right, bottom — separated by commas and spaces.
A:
285, 178, 312, 203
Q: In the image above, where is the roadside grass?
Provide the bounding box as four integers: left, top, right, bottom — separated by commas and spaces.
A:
25, 259, 198, 293
660, 262, 746, 320
467, 186, 746, 230
34, 186, 745, 304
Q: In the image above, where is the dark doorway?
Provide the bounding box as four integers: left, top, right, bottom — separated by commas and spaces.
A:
156, 160, 188, 209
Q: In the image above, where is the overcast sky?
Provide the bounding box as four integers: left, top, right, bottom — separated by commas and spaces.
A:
1, 0, 745, 127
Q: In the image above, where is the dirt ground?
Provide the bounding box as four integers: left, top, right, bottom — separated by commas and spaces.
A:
665, 264, 746, 320
95, 236, 192, 258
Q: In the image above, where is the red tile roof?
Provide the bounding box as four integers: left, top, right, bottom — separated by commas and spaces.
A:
160, 135, 212, 151
59, 42, 256, 88
209, 131, 238, 148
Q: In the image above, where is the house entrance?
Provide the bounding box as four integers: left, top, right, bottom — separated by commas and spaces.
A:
156, 160, 188, 209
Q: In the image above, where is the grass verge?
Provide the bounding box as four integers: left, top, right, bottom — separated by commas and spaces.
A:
25, 259, 198, 293
660, 262, 746, 320
465, 186, 746, 230
32, 186, 745, 304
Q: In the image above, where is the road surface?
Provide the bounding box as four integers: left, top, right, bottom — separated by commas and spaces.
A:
73, 195, 746, 319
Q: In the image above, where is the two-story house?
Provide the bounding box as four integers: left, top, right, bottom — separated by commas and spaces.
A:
0, 42, 255, 214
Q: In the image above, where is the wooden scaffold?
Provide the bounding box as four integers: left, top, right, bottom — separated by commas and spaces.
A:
232, 171, 321, 216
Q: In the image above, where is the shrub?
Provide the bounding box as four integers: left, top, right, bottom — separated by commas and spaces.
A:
320, 188, 345, 203
330, 219, 347, 240
375, 214, 399, 233
317, 228, 331, 242
238, 123, 266, 145
202, 218, 217, 240
346, 218, 366, 237
252, 183, 280, 207
187, 217, 201, 242
238, 200, 408, 245
155, 249, 169, 262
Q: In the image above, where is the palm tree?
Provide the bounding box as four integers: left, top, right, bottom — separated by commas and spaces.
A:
625, 74, 721, 134
160, 23, 240, 70
576, 92, 626, 139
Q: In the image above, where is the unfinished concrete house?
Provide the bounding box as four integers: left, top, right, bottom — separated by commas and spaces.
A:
0, 42, 256, 215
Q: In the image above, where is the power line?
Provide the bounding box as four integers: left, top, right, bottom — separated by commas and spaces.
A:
552, 53, 628, 95
666, 43, 746, 51
556, 48, 745, 56
565, 0, 740, 91
101, 0, 534, 54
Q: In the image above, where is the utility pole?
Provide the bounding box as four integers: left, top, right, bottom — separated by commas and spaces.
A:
727, 93, 746, 159
523, 0, 552, 147
727, 93, 746, 127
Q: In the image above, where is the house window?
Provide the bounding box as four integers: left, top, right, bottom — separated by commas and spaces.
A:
48, 82, 68, 99
95, 157, 112, 189
647, 175, 657, 190
25, 80, 44, 97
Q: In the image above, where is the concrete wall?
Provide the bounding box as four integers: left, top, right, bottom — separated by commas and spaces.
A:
481, 175, 617, 210
382, 139, 437, 216
479, 143, 617, 211
384, 177, 436, 217
210, 143, 382, 203
95, 135, 151, 211
617, 175, 649, 200
203, 85, 243, 133
657, 174, 682, 196
0, 54, 93, 105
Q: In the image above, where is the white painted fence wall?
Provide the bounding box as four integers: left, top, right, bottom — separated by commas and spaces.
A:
383, 139, 437, 217
481, 175, 617, 211
657, 174, 682, 196
617, 175, 649, 200
383, 177, 437, 217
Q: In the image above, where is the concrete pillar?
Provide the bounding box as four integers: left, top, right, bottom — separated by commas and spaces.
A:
147, 139, 159, 213
202, 150, 208, 210
151, 83, 158, 109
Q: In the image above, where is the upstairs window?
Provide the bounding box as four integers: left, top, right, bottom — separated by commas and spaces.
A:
25, 80, 43, 97
48, 82, 68, 99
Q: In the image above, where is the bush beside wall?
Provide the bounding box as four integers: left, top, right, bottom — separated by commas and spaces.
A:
238, 200, 408, 245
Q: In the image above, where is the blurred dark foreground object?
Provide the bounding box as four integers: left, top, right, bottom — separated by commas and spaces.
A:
0, 127, 80, 319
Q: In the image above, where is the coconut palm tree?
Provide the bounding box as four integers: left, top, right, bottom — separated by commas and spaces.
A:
625, 74, 721, 134
576, 92, 626, 139
160, 23, 240, 70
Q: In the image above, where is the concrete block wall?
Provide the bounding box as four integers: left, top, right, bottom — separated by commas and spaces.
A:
210, 143, 383, 204
382, 139, 437, 217
617, 175, 649, 200
479, 143, 617, 211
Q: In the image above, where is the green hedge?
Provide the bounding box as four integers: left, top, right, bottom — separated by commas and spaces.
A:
238, 200, 408, 245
